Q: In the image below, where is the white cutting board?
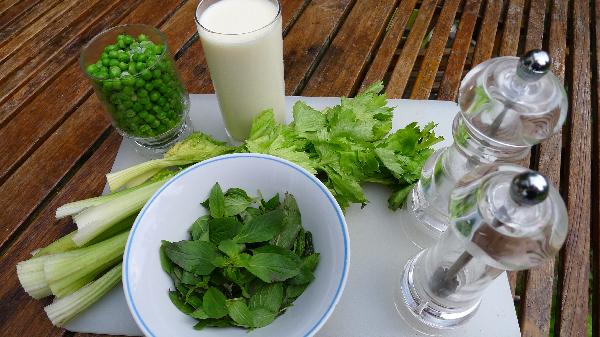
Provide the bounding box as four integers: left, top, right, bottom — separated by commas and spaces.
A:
65, 95, 521, 337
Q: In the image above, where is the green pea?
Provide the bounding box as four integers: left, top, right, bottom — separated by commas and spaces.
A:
152, 69, 161, 78
142, 100, 152, 108
124, 36, 134, 45
137, 89, 148, 97
157, 97, 167, 106
108, 50, 119, 59
135, 62, 146, 72
97, 70, 108, 79
137, 53, 148, 62
117, 40, 126, 49
133, 103, 142, 112
102, 58, 110, 66
138, 34, 148, 41
109, 66, 122, 78
140, 69, 152, 80
125, 110, 136, 118
105, 44, 117, 52
118, 52, 129, 63
156, 44, 165, 55
144, 83, 154, 91
112, 80, 122, 90
149, 92, 160, 102
152, 120, 160, 128
122, 76, 135, 87
117, 34, 126, 41
123, 85, 134, 95
118, 62, 128, 71
102, 81, 113, 90
128, 63, 137, 75
135, 78, 145, 87
86, 64, 98, 74
109, 59, 120, 67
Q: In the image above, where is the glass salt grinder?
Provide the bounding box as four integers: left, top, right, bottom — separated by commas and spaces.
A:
395, 165, 568, 335
403, 50, 568, 248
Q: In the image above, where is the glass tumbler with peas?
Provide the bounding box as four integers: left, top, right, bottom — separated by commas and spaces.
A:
80, 24, 191, 154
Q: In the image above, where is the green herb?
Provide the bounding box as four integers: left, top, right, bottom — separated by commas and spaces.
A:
105, 82, 442, 209
162, 183, 318, 330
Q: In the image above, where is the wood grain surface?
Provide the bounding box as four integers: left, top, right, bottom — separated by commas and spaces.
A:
0, 1, 596, 336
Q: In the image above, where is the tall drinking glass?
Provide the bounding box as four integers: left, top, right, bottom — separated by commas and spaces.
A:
195, 0, 285, 141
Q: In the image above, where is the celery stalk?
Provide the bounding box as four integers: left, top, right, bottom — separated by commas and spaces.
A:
33, 215, 136, 257
44, 263, 122, 327
16, 255, 53, 299
106, 133, 235, 192
72, 180, 165, 246
44, 232, 128, 297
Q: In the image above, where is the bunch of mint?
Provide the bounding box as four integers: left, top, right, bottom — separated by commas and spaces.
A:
244, 82, 444, 210
161, 183, 319, 330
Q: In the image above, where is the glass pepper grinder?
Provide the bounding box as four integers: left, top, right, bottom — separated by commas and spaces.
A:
395, 164, 568, 334
403, 50, 568, 248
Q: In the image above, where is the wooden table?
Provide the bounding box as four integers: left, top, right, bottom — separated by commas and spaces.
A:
0, 0, 594, 336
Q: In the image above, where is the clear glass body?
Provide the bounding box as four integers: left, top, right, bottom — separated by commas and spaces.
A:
397, 164, 567, 332
195, 0, 285, 142
80, 24, 191, 155
404, 56, 567, 248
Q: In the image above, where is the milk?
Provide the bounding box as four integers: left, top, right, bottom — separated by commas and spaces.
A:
196, 0, 285, 141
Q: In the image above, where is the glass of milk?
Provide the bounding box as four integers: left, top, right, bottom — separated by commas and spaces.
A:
195, 0, 285, 141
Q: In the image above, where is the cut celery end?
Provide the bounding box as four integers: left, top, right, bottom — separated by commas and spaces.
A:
72, 180, 165, 246
16, 255, 52, 299
45, 263, 122, 327
44, 232, 128, 297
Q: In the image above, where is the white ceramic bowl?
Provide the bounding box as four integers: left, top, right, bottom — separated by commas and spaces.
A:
123, 153, 350, 337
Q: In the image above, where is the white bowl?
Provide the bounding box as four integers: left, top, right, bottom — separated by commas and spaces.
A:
123, 153, 350, 337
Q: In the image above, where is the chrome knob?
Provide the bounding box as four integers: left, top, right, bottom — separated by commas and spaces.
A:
510, 171, 549, 205
517, 49, 551, 82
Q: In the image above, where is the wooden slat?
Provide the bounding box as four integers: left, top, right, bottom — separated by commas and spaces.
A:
360, 0, 418, 91
301, 0, 398, 97
0, 0, 139, 125
438, 0, 482, 101
471, 0, 503, 66
0, 0, 191, 251
0, 0, 80, 64
282, 0, 355, 95
0, 0, 140, 183
0, 0, 113, 103
410, 0, 461, 99
558, 0, 592, 336
593, 1, 600, 335
385, 0, 439, 98
0, 133, 122, 337
282, 0, 310, 34
0, 0, 56, 43
499, 0, 525, 56
517, 0, 563, 336
0, 0, 40, 29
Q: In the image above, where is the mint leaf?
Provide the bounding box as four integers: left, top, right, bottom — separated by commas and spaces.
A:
190, 307, 209, 319
208, 217, 242, 243
270, 193, 302, 249
249, 283, 284, 313
203, 287, 228, 319
224, 188, 253, 217
242, 253, 301, 283
169, 291, 194, 314
190, 215, 210, 241
251, 307, 278, 328
233, 209, 285, 243
222, 267, 256, 298
289, 253, 320, 285
261, 193, 280, 211
193, 318, 235, 330
160, 240, 174, 275
208, 183, 225, 218
226, 299, 253, 327
164, 240, 220, 275
218, 239, 244, 257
